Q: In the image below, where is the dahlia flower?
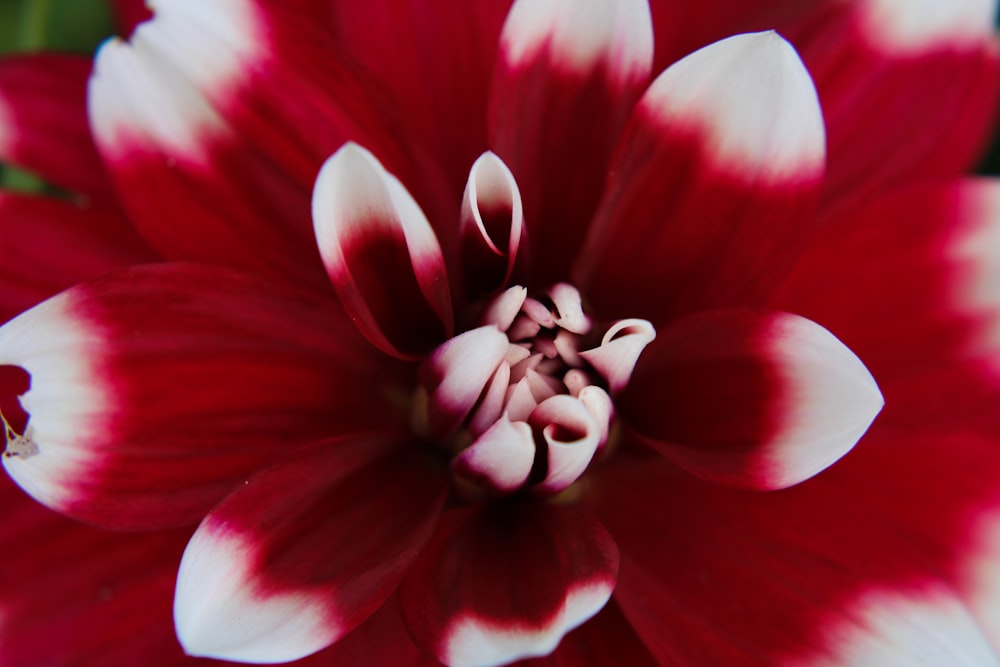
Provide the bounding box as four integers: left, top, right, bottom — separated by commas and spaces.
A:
2, 0, 1000, 665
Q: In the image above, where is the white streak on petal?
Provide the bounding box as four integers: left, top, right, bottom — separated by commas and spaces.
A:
174, 523, 337, 663
578, 385, 613, 451
468, 362, 512, 437
480, 286, 528, 332
763, 316, 883, 489
579, 318, 656, 394
861, 0, 996, 52
442, 580, 614, 667
530, 395, 600, 494
806, 587, 999, 667
0, 294, 110, 512
500, 0, 653, 81
640, 31, 825, 183
89, 0, 261, 162
548, 283, 590, 334
452, 415, 535, 493
461, 152, 524, 282
423, 326, 509, 439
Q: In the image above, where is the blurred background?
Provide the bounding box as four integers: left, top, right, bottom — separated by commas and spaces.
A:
1, 0, 999, 174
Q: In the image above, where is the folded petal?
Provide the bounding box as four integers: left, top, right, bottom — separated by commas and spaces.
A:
787, 0, 1000, 212
175, 434, 446, 663
575, 32, 825, 323
0, 476, 196, 666
399, 502, 619, 667
0, 55, 118, 204
773, 179, 1000, 436
488, 0, 654, 284
621, 310, 883, 490
313, 143, 453, 358
0, 192, 156, 322
458, 152, 526, 298
0, 263, 399, 529
89, 0, 422, 288
590, 450, 1000, 666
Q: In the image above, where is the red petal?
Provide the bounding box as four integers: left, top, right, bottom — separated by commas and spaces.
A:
0, 476, 196, 666
773, 179, 1000, 435
787, 0, 1000, 213
400, 502, 619, 667
621, 309, 883, 490
489, 0, 653, 285
0, 193, 156, 323
326, 0, 512, 216
312, 143, 453, 359
88, 0, 421, 288
0, 55, 118, 204
174, 434, 446, 663
574, 32, 825, 323
0, 263, 400, 529
590, 448, 1000, 665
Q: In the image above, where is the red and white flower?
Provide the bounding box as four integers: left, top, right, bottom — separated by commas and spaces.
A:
1, 0, 1000, 665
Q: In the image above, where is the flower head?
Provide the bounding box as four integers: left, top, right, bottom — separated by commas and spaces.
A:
1, 0, 1000, 665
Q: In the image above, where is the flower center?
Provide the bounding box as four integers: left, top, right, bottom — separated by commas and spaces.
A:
411, 283, 655, 500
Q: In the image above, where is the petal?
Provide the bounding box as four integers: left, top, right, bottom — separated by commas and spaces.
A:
326, 0, 511, 213
0, 192, 155, 323
312, 143, 452, 359
452, 414, 535, 495
0, 55, 118, 204
0, 476, 196, 665
399, 502, 619, 667
589, 452, 1000, 666
621, 310, 883, 490
788, 0, 1000, 211
514, 600, 658, 667
578, 319, 655, 395
458, 152, 526, 298
417, 326, 510, 440
174, 434, 446, 663
575, 32, 825, 323
89, 0, 422, 288
529, 395, 601, 495
772, 179, 1000, 435
0, 263, 399, 529
488, 0, 653, 284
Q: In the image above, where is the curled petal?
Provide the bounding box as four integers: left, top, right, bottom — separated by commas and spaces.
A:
312, 142, 453, 359
459, 152, 525, 296
530, 395, 601, 494
621, 309, 884, 490
452, 415, 535, 494
490, 0, 654, 283
549, 283, 591, 334
579, 319, 656, 394
399, 502, 619, 667
480, 285, 528, 332
417, 326, 510, 441
579, 385, 614, 452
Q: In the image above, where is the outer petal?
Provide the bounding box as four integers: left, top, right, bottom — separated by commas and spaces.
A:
0, 193, 156, 322
175, 434, 446, 663
312, 143, 452, 359
0, 55, 118, 204
620, 310, 883, 490
89, 0, 425, 288
399, 502, 619, 667
0, 476, 197, 666
574, 32, 825, 323
0, 263, 400, 529
589, 450, 1000, 666
489, 0, 653, 284
786, 0, 1000, 212
773, 179, 1000, 435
